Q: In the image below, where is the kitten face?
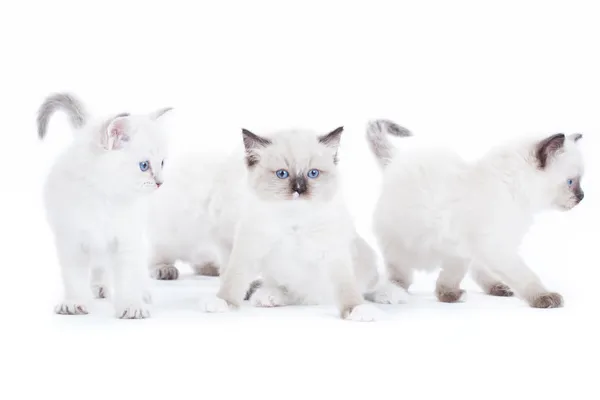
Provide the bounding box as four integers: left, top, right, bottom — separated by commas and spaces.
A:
535, 133, 585, 211
242, 127, 343, 202
100, 111, 171, 195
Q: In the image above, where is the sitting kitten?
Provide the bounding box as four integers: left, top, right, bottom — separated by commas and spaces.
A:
38, 93, 172, 318
200, 127, 387, 321
367, 119, 584, 308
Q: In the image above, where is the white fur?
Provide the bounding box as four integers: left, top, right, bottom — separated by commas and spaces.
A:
40, 94, 171, 318
196, 128, 384, 321
368, 120, 585, 307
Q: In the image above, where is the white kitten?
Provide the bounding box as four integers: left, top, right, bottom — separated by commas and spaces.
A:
38, 93, 172, 319
200, 127, 387, 321
367, 119, 585, 308
147, 150, 243, 281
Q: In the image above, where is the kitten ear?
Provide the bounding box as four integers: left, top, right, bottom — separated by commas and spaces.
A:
102, 115, 130, 150
150, 107, 173, 120
242, 128, 272, 167
536, 133, 565, 169
318, 126, 344, 148
569, 133, 583, 143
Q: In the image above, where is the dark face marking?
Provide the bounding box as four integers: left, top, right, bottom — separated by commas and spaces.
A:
536, 133, 565, 169
291, 175, 308, 195
571, 178, 585, 203
241, 128, 272, 167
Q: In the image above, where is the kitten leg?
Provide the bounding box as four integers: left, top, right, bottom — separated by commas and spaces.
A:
470, 263, 514, 297
435, 257, 469, 303
481, 251, 563, 308
90, 265, 108, 299
190, 246, 221, 277
112, 245, 151, 319
201, 244, 257, 313
55, 240, 91, 315
330, 255, 382, 322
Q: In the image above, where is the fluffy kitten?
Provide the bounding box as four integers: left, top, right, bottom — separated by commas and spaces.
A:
38, 93, 172, 319
200, 127, 387, 321
367, 119, 585, 308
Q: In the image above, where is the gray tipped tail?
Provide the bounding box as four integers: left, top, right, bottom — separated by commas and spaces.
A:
366, 119, 412, 168
244, 279, 263, 301
37, 92, 88, 139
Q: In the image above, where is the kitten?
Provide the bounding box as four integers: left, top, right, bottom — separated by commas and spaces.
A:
38, 92, 172, 319
367, 119, 585, 308
200, 127, 388, 321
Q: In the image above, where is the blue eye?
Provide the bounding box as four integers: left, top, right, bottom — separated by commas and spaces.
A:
139, 161, 150, 172
307, 169, 320, 179
275, 169, 289, 179
567, 179, 574, 186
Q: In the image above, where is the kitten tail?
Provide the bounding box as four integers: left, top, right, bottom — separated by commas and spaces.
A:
37, 92, 88, 140
366, 119, 411, 168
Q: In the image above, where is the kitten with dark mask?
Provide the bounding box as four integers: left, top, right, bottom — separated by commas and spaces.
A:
199, 127, 395, 321
367, 119, 585, 308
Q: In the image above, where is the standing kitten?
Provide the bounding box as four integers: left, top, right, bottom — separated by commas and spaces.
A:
38, 93, 172, 319
367, 119, 585, 308
200, 127, 385, 321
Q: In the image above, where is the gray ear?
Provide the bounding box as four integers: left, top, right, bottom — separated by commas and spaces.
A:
242, 129, 272, 167
318, 126, 344, 148
150, 107, 173, 120
569, 133, 583, 143
536, 133, 565, 169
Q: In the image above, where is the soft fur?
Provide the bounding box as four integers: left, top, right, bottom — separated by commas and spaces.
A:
199, 127, 393, 321
367, 119, 585, 308
39, 92, 172, 319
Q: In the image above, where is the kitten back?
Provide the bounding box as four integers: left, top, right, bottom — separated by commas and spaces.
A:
37, 92, 88, 140
366, 119, 412, 168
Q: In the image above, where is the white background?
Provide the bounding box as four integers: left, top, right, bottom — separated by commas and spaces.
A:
1, 1, 598, 399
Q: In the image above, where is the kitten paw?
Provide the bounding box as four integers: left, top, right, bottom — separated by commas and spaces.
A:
54, 302, 89, 315
194, 263, 220, 277
91, 284, 107, 299
367, 282, 409, 304
116, 304, 151, 319
529, 292, 564, 308
250, 286, 287, 307
200, 296, 231, 313
436, 286, 466, 303
487, 283, 514, 297
343, 304, 382, 322
152, 264, 179, 280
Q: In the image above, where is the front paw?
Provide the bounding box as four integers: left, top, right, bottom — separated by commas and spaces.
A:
529, 292, 564, 308
487, 283, 514, 297
200, 296, 231, 313
343, 304, 383, 322
435, 285, 467, 303
152, 264, 179, 280
54, 302, 89, 315
115, 302, 151, 319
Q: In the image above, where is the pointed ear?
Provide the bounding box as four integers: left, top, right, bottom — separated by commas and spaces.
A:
569, 133, 583, 143
102, 115, 130, 150
318, 126, 344, 148
536, 133, 565, 169
150, 107, 173, 120
242, 129, 272, 167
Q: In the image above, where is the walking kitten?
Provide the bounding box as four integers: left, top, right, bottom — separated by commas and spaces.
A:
38, 93, 172, 318
200, 127, 389, 321
367, 119, 585, 308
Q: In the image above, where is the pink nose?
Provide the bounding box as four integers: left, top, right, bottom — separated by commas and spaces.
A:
156, 182, 163, 188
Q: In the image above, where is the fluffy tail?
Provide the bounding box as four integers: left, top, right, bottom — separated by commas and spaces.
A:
37, 92, 88, 139
366, 119, 412, 168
